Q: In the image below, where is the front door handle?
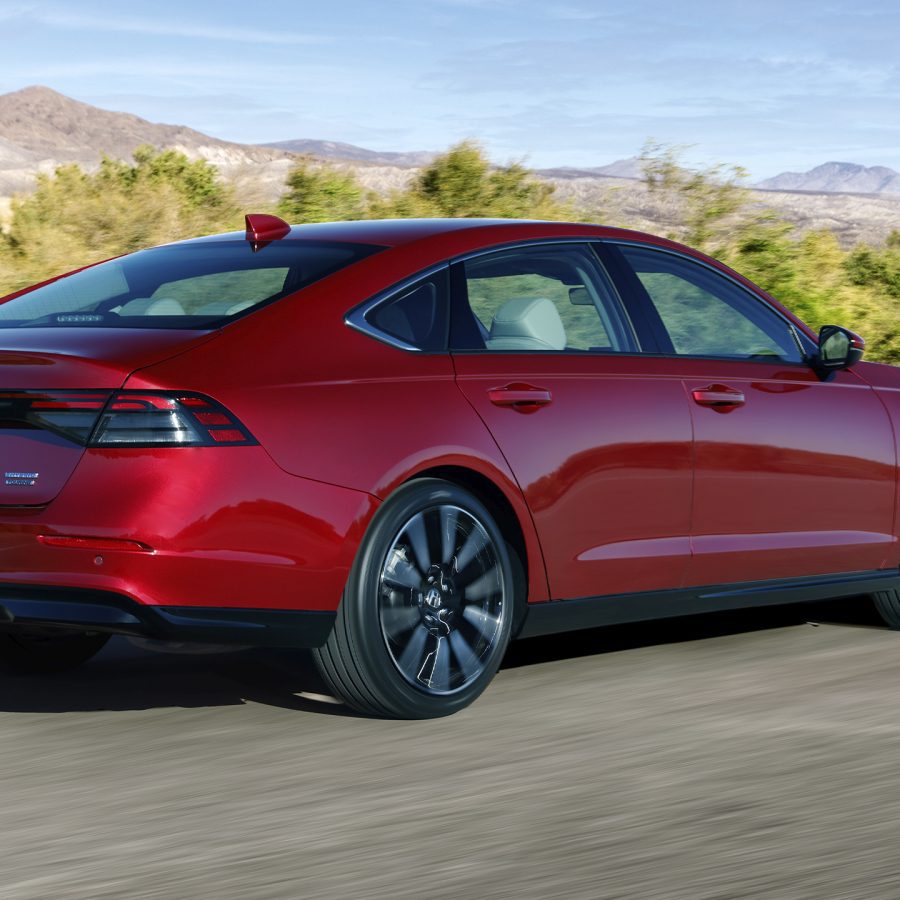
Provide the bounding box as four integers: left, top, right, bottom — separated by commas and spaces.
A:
488, 383, 553, 413
691, 384, 746, 408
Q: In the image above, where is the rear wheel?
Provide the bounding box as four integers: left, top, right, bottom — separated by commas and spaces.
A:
0, 629, 110, 674
313, 478, 517, 718
872, 589, 900, 629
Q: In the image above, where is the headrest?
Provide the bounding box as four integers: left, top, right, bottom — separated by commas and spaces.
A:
485, 297, 566, 351
118, 297, 186, 316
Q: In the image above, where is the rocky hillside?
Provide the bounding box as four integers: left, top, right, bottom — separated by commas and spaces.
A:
0, 85, 294, 200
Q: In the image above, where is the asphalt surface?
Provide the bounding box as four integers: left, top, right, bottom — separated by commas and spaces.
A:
2, 597, 900, 899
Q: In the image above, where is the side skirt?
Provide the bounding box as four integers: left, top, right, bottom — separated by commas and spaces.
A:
518, 569, 900, 640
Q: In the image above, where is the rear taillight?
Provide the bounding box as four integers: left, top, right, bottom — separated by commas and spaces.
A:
91, 393, 256, 447
0, 391, 109, 444
0, 390, 256, 447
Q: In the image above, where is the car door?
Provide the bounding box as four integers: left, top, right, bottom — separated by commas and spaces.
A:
610, 241, 897, 587
450, 242, 694, 601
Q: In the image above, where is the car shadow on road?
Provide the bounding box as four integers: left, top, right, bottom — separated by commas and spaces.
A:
0, 639, 361, 717
0, 596, 886, 717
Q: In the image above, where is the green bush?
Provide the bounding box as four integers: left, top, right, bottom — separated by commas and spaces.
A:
277, 159, 369, 223
0, 146, 240, 294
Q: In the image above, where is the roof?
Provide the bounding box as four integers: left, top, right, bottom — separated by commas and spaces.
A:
287, 218, 535, 246
192, 218, 612, 249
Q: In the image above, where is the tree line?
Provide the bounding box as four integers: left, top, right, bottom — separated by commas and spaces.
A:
0, 140, 897, 363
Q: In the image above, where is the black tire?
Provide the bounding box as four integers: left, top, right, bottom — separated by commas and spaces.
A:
0, 629, 110, 674
313, 478, 518, 718
873, 589, 900, 629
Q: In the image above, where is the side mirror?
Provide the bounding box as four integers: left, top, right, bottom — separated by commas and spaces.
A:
814, 325, 865, 377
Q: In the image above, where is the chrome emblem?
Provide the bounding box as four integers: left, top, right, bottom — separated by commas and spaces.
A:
4, 471, 39, 486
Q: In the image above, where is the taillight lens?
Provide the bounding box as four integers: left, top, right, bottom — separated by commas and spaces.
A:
90, 393, 256, 447
0, 390, 255, 447
0, 391, 109, 444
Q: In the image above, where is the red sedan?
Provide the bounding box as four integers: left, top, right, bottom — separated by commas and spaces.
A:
0, 214, 897, 718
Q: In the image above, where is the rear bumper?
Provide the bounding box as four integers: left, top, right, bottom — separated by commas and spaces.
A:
0, 446, 378, 613
0, 583, 336, 647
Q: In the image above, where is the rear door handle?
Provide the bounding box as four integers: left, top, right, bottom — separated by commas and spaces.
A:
488, 384, 553, 412
691, 384, 746, 408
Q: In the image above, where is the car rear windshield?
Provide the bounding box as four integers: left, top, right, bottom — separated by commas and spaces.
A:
0, 239, 384, 328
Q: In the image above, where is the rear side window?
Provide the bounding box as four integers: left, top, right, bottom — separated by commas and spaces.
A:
0, 239, 383, 329
451, 244, 636, 353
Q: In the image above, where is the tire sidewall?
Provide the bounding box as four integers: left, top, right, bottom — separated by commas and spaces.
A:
344, 478, 516, 718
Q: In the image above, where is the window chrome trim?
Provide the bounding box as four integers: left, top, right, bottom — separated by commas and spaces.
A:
344, 262, 450, 352
344, 234, 818, 359
604, 238, 818, 358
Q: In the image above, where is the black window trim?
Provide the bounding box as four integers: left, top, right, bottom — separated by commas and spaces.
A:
605, 239, 817, 365
591, 241, 666, 354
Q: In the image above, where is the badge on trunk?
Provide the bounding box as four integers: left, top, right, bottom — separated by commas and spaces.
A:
5, 472, 39, 486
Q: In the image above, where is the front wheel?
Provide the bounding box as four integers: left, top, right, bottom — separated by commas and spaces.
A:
313, 479, 517, 718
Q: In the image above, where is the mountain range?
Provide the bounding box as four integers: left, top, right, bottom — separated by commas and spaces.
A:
0, 86, 898, 246
757, 161, 900, 195
260, 138, 435, 168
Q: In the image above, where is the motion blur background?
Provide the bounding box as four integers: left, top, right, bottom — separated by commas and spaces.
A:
1, 2, 899, 898
0, 0, 898, 360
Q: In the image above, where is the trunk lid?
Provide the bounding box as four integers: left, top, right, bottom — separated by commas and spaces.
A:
0, 329, 216, 505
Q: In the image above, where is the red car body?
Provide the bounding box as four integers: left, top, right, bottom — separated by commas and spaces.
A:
0, 217, 897, 690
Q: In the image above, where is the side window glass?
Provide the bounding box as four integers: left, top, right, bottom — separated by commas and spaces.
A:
452, 245, 636, 353
618, 245, 804, 362
366, 270, 449, 351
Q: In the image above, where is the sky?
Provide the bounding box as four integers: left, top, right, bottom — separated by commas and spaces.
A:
0, 0, 898, 179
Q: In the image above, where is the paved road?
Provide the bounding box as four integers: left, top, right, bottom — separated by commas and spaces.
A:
2, 598, 900, 899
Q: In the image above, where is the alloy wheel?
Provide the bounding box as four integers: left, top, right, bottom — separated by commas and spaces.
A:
378, 504, 507, 695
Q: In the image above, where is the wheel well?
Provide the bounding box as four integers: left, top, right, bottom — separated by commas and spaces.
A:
409, 465, 530, 599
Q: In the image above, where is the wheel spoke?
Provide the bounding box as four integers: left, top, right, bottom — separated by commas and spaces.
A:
403, 513, 431, 575
449, 630, 483, 681
383, 549, 421, 590
454, 525, 489, 574
461, 564, 501, 601
380, 605, 420, 640
440, 506, 459, 565
462, 604, 500, 636
379, 503, 508, 696
419, 635, 450, 690
397, 625, 428, 678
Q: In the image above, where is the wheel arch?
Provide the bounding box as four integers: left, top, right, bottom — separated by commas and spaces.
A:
402, 463, 550, 608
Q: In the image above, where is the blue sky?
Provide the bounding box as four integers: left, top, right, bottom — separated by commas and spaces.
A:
0, 0, 897, 178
